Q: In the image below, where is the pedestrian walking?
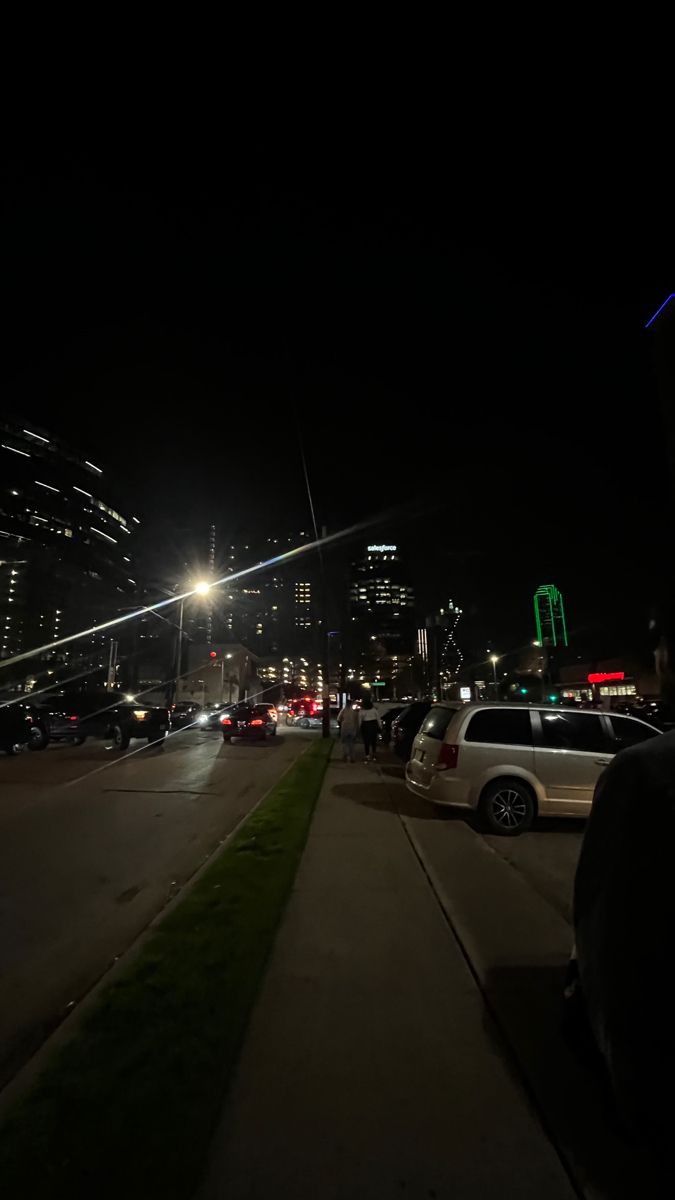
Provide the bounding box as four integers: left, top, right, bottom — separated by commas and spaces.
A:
360, 695, 382, 762
337, 702, 360, 762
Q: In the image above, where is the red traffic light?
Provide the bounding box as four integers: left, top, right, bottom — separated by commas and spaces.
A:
209, 651, 217, 659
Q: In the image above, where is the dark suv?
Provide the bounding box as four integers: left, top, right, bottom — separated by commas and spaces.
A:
221, 703, 278, 742
391, 701, 433, 760
41, 691, 169, 750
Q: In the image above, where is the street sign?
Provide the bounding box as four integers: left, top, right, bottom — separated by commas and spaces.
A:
460, 686, 471, 701
370, 681, 386, 687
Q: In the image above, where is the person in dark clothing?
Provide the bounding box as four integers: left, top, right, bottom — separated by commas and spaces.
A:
359, 695, 381, 762
573, 597, 675, 1149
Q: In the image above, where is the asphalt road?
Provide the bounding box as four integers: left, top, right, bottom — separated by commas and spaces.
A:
0, 723, 312, 1091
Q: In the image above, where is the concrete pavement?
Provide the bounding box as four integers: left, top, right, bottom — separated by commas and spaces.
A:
200, 753, 579, 1199
0, 724, 310, 1091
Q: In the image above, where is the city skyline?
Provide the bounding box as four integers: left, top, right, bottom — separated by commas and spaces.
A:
2, 152, 672, 678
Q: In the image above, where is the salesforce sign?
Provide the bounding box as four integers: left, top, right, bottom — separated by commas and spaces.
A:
367, 544, 397, 552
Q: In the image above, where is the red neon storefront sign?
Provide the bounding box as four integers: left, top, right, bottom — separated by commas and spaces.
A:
587, 671, 625, 684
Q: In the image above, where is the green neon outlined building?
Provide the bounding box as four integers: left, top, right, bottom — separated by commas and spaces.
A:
534, 584, 568, 647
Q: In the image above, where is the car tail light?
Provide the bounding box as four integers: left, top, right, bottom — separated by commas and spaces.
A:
436, 743, 459, 770
221, 717, 232, 726
68, 715, 78, 722
251, 718, 264, 726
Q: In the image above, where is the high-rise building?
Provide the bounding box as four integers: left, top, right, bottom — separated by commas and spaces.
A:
349, 543, 416, 649
534, 583, 568, 647
416, 599, 464, 698
175, 528, 319, 658
0, 422, 138, 686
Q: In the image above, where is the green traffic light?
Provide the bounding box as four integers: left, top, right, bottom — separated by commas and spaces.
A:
548, 694, 557, 702
519, 687, 528, 695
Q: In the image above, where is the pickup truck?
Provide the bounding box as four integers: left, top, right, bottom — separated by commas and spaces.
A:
38, 691, 169, 751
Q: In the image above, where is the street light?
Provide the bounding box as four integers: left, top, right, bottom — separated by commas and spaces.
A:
174, 581, 211, 703
490, 654, 499, 696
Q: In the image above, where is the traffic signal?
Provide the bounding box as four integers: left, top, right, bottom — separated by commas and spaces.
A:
519, 687, 528, 695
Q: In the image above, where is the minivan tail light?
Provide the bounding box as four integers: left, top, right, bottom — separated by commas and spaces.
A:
436, 743, 459, 770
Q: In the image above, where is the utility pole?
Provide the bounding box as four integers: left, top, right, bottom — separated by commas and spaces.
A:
106, 639, 118, 689
173, 598, 184, 706
320, 524, 331, 738
540, 638, 550, 702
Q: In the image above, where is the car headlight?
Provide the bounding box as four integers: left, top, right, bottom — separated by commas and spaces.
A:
198, 713, 207, 723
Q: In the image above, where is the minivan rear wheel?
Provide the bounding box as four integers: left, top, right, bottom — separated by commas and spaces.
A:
479, 778, 534, 836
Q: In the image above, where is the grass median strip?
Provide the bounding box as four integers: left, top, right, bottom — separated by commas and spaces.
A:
0, 737, 333, 1200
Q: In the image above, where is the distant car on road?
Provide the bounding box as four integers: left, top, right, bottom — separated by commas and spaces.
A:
391, 701, 433, 760
294, 705, 339, 730
197, 704, 232, 730
0, 702, 34, 755
170, 701, 202, 730
40, 691, 169, 751
221, 703, 278, 741
405, 702, 662, 835
255, 702, 278, 723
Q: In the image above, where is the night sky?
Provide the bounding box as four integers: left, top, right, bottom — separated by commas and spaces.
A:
2, 141, 672, 661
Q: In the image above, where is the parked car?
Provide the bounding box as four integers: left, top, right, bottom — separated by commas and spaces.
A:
41, 691, 169, 750
170, 701, 203, 730
0, 702, 34, 755
391, 701, 433, 760
627, 698, 675, 731
378, 705, 405, 746
221, 703, 278, 741
405, 702, 661, 835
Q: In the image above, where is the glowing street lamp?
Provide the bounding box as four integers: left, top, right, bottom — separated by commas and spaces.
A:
489, 654, 499, 695
175, 581, 211, 701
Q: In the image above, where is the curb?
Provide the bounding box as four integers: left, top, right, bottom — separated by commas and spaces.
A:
0, 737, 316, 1119
402, 815, 661, 1200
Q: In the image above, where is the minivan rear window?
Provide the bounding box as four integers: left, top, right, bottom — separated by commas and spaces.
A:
465, 708, 532, 746
609, 715, 660, 750
420, 707, 456, 741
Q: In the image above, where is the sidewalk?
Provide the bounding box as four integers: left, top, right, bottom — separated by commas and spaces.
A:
199, 751, 577, 1199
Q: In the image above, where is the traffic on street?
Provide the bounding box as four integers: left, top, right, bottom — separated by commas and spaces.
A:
0, 720, 312, 1090
3, 149, 675, 1196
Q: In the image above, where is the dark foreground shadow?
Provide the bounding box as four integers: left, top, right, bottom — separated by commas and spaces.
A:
482, 964, 674, 1199
221, 735, 285, 750
530, 815, 588, 836
330, 777, 479, 826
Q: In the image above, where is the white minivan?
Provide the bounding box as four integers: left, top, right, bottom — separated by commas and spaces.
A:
405, 702, 661, 835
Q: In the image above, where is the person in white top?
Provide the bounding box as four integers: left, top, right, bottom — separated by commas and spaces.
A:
337, 702, 360, 762
359, 696, 382, 762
